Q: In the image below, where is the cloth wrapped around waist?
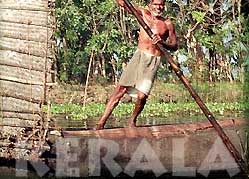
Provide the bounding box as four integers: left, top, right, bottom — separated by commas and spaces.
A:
119, 49, 162, 98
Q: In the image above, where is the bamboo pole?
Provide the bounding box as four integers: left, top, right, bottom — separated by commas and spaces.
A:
123, 0, 248, 174
83, 50, 94, 108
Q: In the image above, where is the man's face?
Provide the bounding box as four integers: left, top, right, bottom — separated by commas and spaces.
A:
149, 0, 165, 17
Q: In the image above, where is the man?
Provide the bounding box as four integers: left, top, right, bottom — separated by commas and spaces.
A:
96, 0, 178, 130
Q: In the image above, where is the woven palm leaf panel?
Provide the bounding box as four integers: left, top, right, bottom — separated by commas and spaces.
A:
0, 0, 55, 160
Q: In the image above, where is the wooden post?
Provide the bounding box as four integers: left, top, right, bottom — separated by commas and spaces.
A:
123, 0, 248, 174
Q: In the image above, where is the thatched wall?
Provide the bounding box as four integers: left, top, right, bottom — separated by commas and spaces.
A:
0, 0, 55, 160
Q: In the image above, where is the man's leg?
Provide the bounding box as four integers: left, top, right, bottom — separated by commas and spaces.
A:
96, 85, 127, 130
128, 91, 148, 128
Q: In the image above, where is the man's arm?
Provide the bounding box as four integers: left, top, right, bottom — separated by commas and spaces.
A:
151, 20, 178, 51
163, 20, 178, 51
116, 0, 142, 16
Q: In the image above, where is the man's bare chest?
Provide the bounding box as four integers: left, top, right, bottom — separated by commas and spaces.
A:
144, 16, 168, 36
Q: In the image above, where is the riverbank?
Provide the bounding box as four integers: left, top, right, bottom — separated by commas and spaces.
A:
48, 81, 246, 104
45, 81, 249, 127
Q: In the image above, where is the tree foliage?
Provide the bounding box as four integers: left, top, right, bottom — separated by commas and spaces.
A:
55, 0, 140, 83
55, 0, 249, 84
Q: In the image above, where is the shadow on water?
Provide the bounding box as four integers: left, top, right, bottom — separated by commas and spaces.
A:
0, 161, 246, 179
0, 158, 55, 179
0, 157, 245, 179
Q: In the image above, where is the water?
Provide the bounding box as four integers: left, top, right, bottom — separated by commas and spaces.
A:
54, 110, 245, 130
0, 111, 246, 178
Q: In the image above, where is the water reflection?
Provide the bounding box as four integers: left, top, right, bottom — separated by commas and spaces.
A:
54, 111, 244, 130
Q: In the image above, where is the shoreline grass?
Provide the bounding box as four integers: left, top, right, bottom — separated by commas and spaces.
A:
44, 101, 249, 121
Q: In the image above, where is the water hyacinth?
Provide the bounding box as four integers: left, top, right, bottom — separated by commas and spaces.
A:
44, 101, 249, 121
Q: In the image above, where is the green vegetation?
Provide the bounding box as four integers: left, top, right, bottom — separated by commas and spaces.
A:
53, 0, 249, 124
55, 0, 139, 82
49, 81, 245, 104
45, 101, 249, 121
55, 0, 249, 84
46, 81, 248, 121
151, 81, 245, 103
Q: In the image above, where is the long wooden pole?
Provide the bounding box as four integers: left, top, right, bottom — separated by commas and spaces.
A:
123, 0, 248, 174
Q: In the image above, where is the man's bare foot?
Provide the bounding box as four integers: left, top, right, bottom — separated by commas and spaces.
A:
128, 123, 136, 128
95, 123, 104, 130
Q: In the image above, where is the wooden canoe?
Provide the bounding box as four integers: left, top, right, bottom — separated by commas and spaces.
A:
62, 118, 247, 139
